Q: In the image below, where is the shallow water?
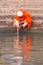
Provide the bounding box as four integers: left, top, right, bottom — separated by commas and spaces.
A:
0, 33, 43, 65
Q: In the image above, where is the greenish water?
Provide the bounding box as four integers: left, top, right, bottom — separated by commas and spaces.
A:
0, 33, 43, 65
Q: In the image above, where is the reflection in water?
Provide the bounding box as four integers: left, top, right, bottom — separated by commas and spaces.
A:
13, 35, 32, 65
0, 33, 43, 65
22, 36, 31, 62
0, 34, 32, 65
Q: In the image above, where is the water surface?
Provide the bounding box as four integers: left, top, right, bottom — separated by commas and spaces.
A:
0, 33, 43, 65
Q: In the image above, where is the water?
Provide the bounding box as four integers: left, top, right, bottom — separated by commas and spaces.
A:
0, 33, 43, 65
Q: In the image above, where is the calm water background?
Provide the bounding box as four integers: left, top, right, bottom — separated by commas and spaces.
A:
0, 33, 43, 65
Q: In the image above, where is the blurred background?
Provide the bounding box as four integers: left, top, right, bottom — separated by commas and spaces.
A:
0, 0, 43, 31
